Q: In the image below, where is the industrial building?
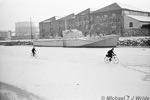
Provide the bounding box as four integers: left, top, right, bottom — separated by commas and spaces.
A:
39, 2, 150, 39
92, 2, 150, 36
0, 31, 11, 40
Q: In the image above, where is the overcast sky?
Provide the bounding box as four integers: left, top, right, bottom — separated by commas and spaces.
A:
0, 0, 150, 31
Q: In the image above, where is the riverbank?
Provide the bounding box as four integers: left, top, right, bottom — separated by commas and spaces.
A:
0, 36, 150, 47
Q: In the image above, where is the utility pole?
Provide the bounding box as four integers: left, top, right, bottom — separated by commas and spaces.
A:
65, 17, 67, 30
30, 17, 33, 39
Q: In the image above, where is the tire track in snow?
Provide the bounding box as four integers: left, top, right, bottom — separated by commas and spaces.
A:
119, 62, 150, 81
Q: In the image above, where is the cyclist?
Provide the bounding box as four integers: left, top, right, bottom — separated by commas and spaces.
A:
106, 48, 116, 61
32, 46, 36, 57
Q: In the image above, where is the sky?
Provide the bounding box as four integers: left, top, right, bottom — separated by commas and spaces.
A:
0, 0, 150, 31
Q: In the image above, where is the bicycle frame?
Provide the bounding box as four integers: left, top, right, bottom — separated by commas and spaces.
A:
104, 55, 119, 64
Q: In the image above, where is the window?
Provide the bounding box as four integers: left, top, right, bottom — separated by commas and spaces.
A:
129, 22, 133, 27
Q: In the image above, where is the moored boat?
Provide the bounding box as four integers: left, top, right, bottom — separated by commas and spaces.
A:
33, 29, 119, 47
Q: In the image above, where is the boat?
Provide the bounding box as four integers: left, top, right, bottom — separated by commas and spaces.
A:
33, 29, 119, 47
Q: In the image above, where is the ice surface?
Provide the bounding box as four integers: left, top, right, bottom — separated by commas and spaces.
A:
0, 46, 150, 100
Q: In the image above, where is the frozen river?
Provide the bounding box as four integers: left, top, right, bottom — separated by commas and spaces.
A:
0, 46, 150, 100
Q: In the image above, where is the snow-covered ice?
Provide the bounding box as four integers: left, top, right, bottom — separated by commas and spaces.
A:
0, 46, 150, 100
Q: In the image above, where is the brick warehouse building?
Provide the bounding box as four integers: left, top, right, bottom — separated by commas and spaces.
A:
39, 3, 150, 39
39, 17, 56, 38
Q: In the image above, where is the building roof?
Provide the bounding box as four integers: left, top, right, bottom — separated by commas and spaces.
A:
76, 8, 90, 15
117, 3, 147, 12
57, 13, 75, 21
127, 15, 150, 22
41, 16, 56, 23
93, 2, 149, 13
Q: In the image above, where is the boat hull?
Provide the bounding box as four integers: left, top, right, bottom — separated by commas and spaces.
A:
33, 35, 119, 47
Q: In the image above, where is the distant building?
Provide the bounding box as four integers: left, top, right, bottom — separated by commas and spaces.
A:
15, 21, 39, 39
39, 2, 150, 38
0, 31, 11, 40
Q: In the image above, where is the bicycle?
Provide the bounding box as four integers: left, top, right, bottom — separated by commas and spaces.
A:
31, 51, 38, 58
104, 54, 119, 64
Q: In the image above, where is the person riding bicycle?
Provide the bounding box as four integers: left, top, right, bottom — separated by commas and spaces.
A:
106, 48, 116, 61
32, 46, 36, 57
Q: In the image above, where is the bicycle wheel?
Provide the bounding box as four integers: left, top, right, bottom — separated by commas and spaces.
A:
112, 56, 119, 64
104, 56, 110, 64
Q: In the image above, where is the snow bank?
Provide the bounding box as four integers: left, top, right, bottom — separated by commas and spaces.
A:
118, 37, 150, 47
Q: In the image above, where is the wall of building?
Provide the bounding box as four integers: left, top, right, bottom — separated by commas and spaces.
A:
39, 22, 51, 38
123, 10, 149, 16
123, 10, 150, 36
73, 14, 90, 36
54, 14, 76, 38
124, 15, 141, 29
53, 20, 62, 38
90, 10, 123, 36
